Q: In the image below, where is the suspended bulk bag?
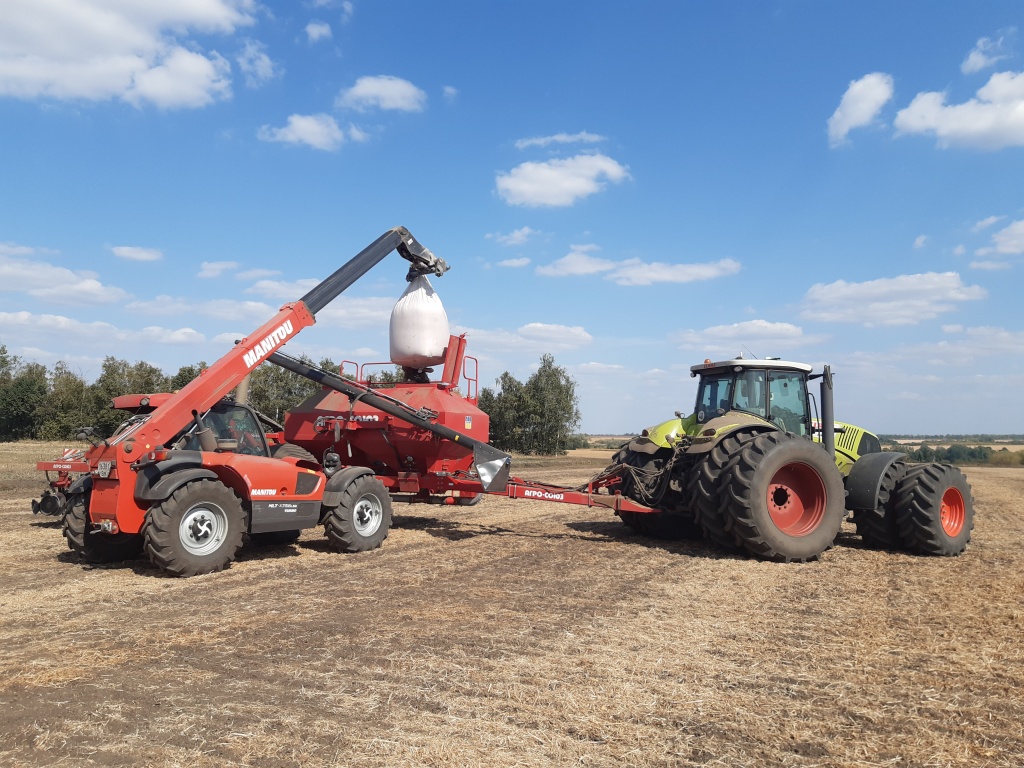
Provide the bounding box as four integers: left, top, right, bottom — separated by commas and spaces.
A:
389, 275, 449, 367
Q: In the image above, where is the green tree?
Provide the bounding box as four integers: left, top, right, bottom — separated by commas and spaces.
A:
477, 354, 581, 455
87, 357, 170, 436
0, 361, 48, 440
37, 362, 92, 440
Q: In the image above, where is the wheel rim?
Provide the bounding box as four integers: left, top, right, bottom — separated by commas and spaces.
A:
179, 503, 228, 556
766, 462, 827, 536
353, 493, 383, 537
940, 486, 966, 537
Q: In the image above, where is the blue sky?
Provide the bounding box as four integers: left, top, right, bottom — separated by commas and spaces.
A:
1, 1, 1023, 435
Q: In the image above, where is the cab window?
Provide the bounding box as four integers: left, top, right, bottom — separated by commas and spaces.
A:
768, 372, 808, 435
732, 369, 767, 419
695, 374, 733, 424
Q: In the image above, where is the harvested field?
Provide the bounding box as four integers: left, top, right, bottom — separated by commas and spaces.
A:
1, 442, 1022, 767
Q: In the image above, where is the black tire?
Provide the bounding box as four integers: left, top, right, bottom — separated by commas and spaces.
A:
143, 479, 247, 577
689, 431, 762, 550
610, 447, 698, 540
851, 460, 906, 549
893, 463, 974, 556
720, 433, 846, 562
271, 443, 317, 463
62, 493, 144, 564
324, 474, 393, 553
248, 530, 302, 546
612, 446, 672, 507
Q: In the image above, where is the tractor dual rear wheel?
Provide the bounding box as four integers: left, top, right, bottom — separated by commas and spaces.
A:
720, 433, 846, 562
893, 463, 974, 556
143, 479, 247, 577
689, 431, 763, 551
323, 474, 393, 553
851, 460, 907, 550
63, 494, 144, 564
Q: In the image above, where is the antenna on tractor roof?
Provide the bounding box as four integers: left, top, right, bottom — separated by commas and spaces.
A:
741, 345, 759, 360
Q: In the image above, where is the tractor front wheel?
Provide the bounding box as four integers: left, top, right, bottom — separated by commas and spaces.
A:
721, 433, 846, 562
324, 475, 393, 553
143, 480, 247, 577
63, 494, 144, 564
893, 464, 974, 556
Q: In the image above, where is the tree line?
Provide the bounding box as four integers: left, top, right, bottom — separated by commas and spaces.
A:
0, 343, 585, 455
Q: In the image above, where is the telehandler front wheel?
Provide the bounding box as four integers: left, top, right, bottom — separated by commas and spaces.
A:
893, 463, 974, 556
63, 494, 144, 564
323, 474, 393, 553
720, 433, 846, 562
143, 479, 247, 577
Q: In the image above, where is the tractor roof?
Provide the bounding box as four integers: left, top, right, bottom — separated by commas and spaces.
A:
690, 358, 814, 377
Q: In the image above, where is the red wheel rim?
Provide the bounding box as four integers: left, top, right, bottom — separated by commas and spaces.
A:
940, 487, 966, 537
766, 462, 827, 536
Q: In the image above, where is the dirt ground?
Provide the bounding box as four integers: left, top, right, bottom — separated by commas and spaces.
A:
1, 442, 1022, 767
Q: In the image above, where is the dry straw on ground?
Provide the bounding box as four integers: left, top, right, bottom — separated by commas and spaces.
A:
1, 441, 1022, 767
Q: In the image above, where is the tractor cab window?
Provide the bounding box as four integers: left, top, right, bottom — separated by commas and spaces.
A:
695, 373, 733, 424
180, 404, 269, 456
732, 369, 767, 419
768, 372, 809, 435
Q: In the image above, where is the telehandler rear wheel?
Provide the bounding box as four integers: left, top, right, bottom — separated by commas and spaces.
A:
63, 494, 144, 564
720, 433, 846, 562
893, 463, 974, 556
851, 460, 906, 550
324, 474, 393, 553
270, 443, 317, 463
143, 479, 247, 577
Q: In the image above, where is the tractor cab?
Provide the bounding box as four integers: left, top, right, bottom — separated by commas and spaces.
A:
691, 358, 813, 436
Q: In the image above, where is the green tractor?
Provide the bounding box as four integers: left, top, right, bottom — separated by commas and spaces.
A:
611, 357, 974, 562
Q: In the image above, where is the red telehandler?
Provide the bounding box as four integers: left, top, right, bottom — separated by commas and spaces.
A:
59, 227, 653, 577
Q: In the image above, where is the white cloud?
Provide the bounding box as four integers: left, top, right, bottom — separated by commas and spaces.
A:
536, 245, 740, 286
828, 72, 895, 147
336, 75, 427, 112
0, 309, 197, 344
244, 277, 319, 299
514, 132, 606, 150
962, 34, 1013, 74
112, 245, 162, 262
487, 226, 539, 246
536, 244, 616, 276
236, 268, 281, 280
305, 21, 332, 43
972, 215, 1004, 232
347, 123, 369, 142
125, 295, 276, 325
496, 153, 630, 207
982, 219, 1024, 254
913, 235, 927, 249
607, 258, 741, 286
0, 252, 129, 305
443, 85, 458, 102
258, 113, 345, 151
455, 322, 592, 353
801, 272, 986, 326
139, 326, 206, 345
942, 324, 964, 333
673, 320, 818, 358
0, 1, 253, 108
497, 257, 530, 268
197, 260, 238, 278
953, 245, 966, 255
236, 39, 278, 88
577, 362, 625, 374
317, 297, 403, 329
970, 259, 1013, 271
125, 47, 232, 109
894, 70, 1024, 149
341, 1, 354, 23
